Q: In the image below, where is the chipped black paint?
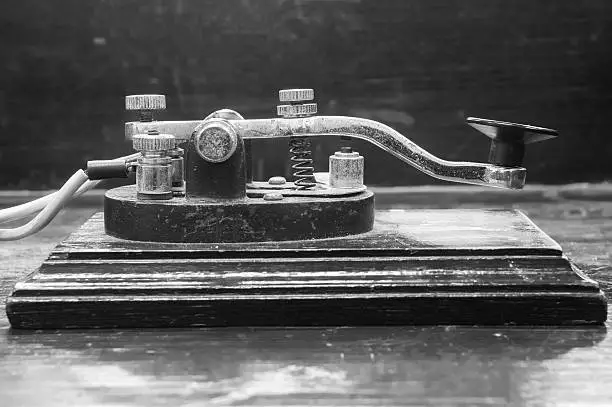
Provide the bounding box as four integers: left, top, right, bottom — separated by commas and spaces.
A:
104, 185, 375, 242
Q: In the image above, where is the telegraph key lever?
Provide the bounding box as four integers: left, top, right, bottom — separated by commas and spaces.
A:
125, 90, 558, 191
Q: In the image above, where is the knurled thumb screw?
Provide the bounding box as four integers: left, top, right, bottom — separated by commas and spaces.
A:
133, 130, 176, 153
277, 88, 317, 118
126, 94, 166, 122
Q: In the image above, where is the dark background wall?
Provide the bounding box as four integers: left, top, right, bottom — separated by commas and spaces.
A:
0, 0, 611, 189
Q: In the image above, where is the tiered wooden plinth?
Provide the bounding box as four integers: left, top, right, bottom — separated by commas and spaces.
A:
6, 209, 607, 328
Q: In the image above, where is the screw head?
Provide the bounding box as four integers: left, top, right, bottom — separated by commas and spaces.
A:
268, 176, 287, 185
133, 133, 176, 152
125, 94, 166, 111
263, 192, 284, 201
194, 119, 238, 163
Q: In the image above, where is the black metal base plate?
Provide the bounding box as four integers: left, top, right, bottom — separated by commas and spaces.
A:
104, 185, 374, 242
6, 209, 607, 328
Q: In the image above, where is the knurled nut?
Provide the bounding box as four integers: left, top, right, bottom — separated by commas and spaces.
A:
125, 94, 166, 111
277, 103, 318, 118
133, 133, 176, 151
279, 89, 314, 103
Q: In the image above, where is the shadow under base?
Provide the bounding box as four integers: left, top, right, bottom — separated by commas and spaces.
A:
6, 209, 607, 328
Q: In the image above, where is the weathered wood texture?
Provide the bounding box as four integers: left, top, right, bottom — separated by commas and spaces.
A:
2, 1, 612, 188
6, 209, 606, 328
1, 188, 612, 405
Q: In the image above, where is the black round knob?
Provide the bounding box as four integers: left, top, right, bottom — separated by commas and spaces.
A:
466, 117, 558, 167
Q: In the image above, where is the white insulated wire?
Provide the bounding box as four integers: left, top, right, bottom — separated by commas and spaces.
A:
0, 153, 140, 224
0, 179, 101, 225
0, 170, 89, 241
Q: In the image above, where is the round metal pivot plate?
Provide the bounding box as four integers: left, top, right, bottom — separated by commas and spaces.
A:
104, 185, 374, 243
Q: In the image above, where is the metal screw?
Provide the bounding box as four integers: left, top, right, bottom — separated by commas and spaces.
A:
278, 89, 318, 190
277, 88, 317, 118
263, 192, 284, 201
268, 176, 287, 185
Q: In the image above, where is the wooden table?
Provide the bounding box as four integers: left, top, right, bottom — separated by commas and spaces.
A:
1, 186, 611, 406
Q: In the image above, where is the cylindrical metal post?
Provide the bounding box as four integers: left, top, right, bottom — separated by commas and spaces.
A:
133, 132, 176, 200
329, 147, 364, 189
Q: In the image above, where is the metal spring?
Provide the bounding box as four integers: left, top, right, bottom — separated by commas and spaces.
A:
289, 136, 316, 190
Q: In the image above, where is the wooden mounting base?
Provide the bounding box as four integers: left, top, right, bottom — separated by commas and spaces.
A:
6, 209, 607, 328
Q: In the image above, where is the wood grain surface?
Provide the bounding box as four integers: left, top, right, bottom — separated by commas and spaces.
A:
1, 188, 612, 405
6, 209, 606, 328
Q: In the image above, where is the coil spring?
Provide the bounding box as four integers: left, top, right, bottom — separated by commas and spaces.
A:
289, 136, 316, 190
